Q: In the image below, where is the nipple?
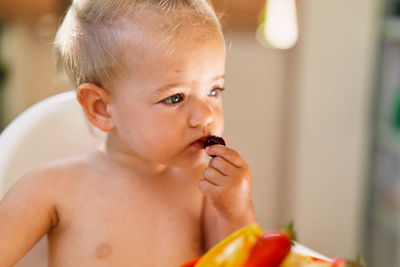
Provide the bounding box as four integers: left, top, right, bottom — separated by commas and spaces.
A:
96, 243, 112, 259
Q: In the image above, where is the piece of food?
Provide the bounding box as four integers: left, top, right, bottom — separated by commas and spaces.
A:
331, 258, 365, 267
203, 136, 226, 148
194, 223, 263, 267
242, 231, 292, 267
179, 256, 201, 267
331, 258, 347, 267
203, 136, 226, 157
178, 222, 366, 267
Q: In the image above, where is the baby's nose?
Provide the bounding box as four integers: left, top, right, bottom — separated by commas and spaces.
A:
188, 101, 213, 128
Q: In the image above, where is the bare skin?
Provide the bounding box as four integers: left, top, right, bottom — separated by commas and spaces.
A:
0, 143, 255, 267
0, 152, 204, 267
48, 153, 207, 266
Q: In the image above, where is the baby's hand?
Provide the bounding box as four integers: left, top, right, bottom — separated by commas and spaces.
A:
200, 143, 253, 220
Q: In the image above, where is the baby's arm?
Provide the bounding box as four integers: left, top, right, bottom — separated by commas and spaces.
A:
200, 144, 257, 250
0, 168, 58, 266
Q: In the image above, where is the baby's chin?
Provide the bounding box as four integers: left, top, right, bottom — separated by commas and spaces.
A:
167, 150, 208, 169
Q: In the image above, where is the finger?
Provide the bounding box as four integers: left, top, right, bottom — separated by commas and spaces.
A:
203, 166, 225, 186
198, 178, 221, 198
209, 156, 237, 176
205, 145, 244, 168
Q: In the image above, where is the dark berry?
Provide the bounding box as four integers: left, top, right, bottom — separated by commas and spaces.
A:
204, 136, 226, 157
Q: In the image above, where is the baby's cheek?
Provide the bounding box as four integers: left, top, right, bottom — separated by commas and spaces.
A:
214, 111, 224, 135
143, 130, 180, 156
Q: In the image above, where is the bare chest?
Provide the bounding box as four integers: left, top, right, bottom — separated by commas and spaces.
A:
48, 174, 204, 266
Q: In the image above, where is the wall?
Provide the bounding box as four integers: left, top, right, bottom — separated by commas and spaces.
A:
283, 0, 382, 258
1, 18, 71, 124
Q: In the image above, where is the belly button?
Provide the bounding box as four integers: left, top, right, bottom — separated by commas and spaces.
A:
96, 243, 112, 259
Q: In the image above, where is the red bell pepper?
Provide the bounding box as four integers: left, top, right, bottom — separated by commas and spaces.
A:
179, 256, 202, 267
242, 231, 292, 267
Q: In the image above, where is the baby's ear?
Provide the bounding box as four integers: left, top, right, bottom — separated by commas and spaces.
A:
76, 83, 115, 132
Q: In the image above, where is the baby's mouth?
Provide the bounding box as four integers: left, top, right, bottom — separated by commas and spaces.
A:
191, 137, 208, 149
203, 136, 226, 148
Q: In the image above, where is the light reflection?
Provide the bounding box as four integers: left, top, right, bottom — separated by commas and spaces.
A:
257, 0, 299, 50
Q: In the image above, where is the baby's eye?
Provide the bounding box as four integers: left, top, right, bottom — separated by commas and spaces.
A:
162, 93, 184, 105
209, 87, 225, 97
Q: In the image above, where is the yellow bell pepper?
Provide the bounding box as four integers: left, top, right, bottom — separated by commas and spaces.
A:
195, 223, 263, 267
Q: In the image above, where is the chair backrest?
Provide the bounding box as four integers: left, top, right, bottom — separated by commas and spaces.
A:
0, 91, 105, 267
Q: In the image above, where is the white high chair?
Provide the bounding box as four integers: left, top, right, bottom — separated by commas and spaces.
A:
0, 91, 105, 267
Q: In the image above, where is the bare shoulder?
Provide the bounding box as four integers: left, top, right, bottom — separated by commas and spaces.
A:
1, 154, 98, 210
0, 155, 96, 266
16, 155, 93, 188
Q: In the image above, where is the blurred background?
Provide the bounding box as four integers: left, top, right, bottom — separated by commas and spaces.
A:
0, 0, 399, 266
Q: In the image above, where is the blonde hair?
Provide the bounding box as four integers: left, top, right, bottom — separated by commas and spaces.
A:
54, 0, 222, 89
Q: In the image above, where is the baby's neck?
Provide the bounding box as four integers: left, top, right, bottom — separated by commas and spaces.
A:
97, 137, 173, 177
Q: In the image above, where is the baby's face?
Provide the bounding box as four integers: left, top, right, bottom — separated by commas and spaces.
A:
108, 28, 226, 168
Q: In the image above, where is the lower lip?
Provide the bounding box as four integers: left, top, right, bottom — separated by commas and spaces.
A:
191, 140, 205, 150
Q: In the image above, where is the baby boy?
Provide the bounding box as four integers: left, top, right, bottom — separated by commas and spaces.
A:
0, 0, 256, 266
